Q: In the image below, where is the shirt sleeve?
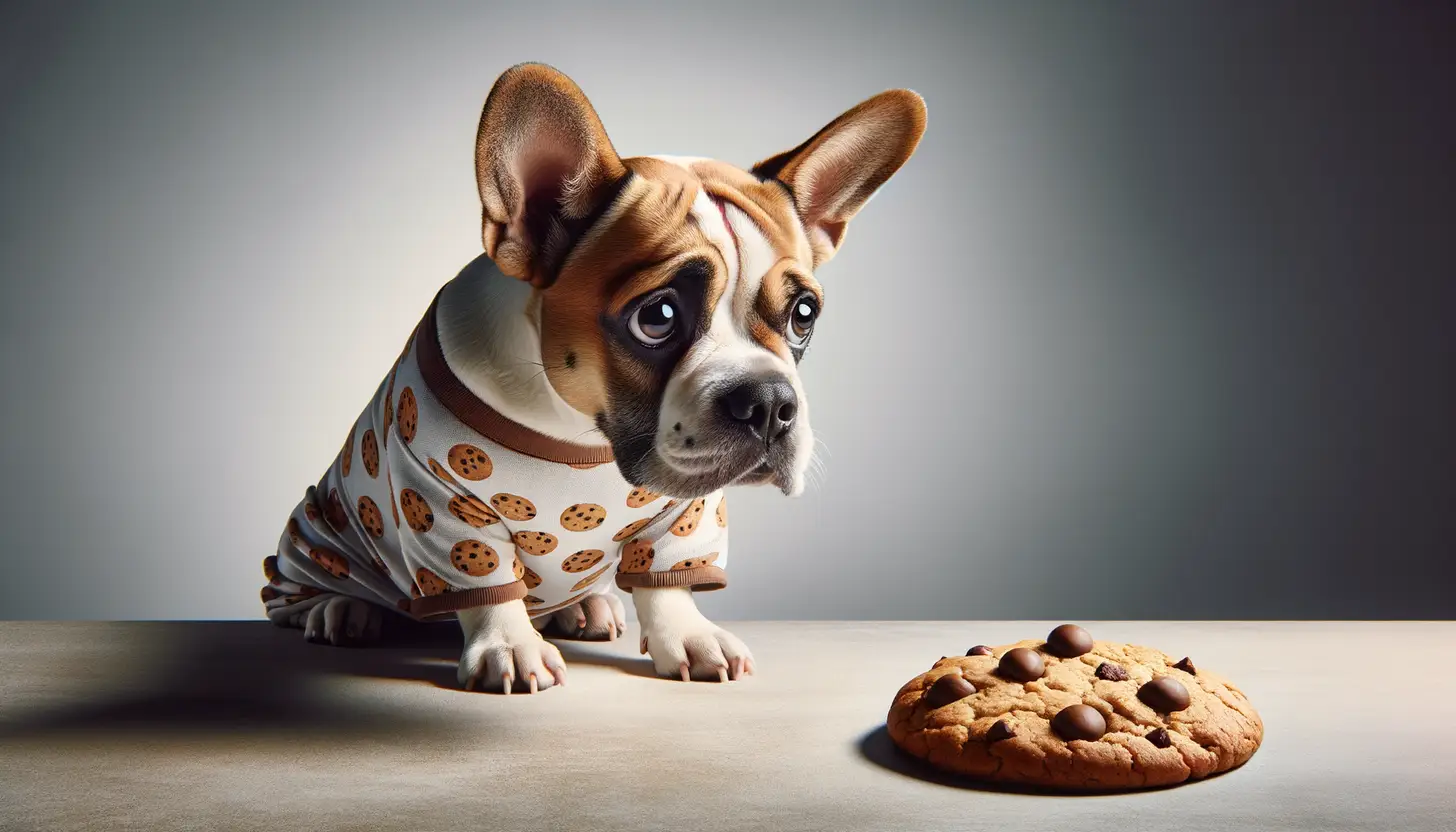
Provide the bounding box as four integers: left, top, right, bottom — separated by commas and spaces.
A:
386, 433, 527, 620
614, 491, 729, 593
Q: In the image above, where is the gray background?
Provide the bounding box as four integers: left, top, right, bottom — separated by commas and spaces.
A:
1, 1, 1452, 621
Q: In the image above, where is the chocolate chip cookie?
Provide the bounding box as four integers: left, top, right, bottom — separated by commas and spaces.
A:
355, 495, 384, 539
560, 503, 607, 531
449, 539, 499, 577
670, 498, 706, 536
512, 529, 558, 556
886, 624, 1263, 791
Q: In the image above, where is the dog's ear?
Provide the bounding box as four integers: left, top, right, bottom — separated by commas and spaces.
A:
751, 90, 926, 268
475, 63, 629, 287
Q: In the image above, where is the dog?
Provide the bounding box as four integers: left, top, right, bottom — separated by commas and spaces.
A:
261, 63, 926, 693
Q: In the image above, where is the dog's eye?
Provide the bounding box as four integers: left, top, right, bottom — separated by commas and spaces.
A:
628, 296, 679, 346
787, 295, 818, 346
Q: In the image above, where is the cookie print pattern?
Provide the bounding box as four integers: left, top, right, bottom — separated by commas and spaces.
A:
672, 498, 706, 537
626, 487, 660, 508
520, 564, 542, 589
341, 426, 355, 477
716, 497, 728, 527
513, 530, 558, 556
399, 488, 434, 533
571, 562, 613, 591
310, 546, 350, 580
491, 493, 536, 521
448, 444, 493, 481
361, 429, 380, 478
325, 489, 349, 532
303, 495, 321, 526
449, 540, 499, 577
397, 387, 418, 443
356, 496, 384, 539
561, 549, 605, 573
428, 458, 459, 486
448, 494, 500, 527
620, 539, 654, 573
670, 552, 719, 570
415, 567, 451, 596
613, 517, 651, 543
559, 503, 607, 531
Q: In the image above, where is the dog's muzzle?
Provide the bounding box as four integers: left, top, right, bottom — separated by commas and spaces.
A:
713, 371, 800, 494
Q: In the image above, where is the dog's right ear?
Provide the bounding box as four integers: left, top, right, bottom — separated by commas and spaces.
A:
475, 63, 629, 288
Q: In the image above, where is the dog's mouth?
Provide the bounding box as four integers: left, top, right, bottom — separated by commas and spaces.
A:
615, 441, 795, 498
731, 460, 788, 491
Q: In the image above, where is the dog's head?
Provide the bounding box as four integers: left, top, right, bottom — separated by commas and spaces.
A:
474, 63, 925, 498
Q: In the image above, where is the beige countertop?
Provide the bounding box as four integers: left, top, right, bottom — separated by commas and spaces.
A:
1, 620, 1451, 831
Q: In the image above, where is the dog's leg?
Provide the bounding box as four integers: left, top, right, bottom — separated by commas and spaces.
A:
268, 593, 385, 646
458, 599, 568, 694
633, 586, 754, 682
533, 592, 628, 641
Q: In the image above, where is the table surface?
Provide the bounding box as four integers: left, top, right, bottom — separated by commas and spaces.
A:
1, 620, 1451, 832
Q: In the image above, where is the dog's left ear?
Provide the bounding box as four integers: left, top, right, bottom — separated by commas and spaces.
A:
475, 63, 629, 287
751, 89, 927, 268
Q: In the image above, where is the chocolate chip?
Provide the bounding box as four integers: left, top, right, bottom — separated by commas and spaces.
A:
1138, 676, 1191, 712
1094, 662, 1129, 682
1147, 727, 1172, 748
1173, 657, 1196, 674
966, 645, 994, 657
1045, 624, 1093, 658
997, 647, 1045, 682
985, 720, 1015, 743
923, 672, 977, 709
1051, 704, 1107, 742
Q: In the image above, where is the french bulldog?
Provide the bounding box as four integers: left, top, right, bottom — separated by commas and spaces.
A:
262, 63, 926, 693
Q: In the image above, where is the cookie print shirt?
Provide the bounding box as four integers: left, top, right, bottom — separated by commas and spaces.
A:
263, 293, 729, 622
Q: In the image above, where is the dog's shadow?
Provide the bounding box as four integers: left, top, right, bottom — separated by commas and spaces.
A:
0, 619, 654, 745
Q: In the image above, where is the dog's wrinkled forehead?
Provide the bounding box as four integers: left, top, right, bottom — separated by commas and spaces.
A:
536, 156, 821, 418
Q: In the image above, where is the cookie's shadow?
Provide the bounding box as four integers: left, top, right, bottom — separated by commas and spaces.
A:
856, 725, 1189, 797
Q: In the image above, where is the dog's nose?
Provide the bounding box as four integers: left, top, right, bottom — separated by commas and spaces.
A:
720, 375, 798, 445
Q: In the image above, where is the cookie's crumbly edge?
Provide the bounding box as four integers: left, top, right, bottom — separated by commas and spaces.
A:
887, 639, 1264, 790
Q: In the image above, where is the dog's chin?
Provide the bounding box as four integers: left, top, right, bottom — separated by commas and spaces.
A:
621, 448, 799, 498
730, 461, 798, 496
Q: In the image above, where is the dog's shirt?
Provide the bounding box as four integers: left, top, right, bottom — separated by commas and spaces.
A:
262, 292, 729, 623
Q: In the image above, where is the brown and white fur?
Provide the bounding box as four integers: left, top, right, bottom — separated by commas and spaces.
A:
290, 63, 926, 692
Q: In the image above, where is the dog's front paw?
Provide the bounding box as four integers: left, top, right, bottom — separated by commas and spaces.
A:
635, 589, 754, 683
457, 601, 568, 694
641, 623, 754, 682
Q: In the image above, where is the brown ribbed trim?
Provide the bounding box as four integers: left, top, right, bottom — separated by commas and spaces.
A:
400, 579, 529, 619
414, 291, 615, 466
615, 565, 728, 593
